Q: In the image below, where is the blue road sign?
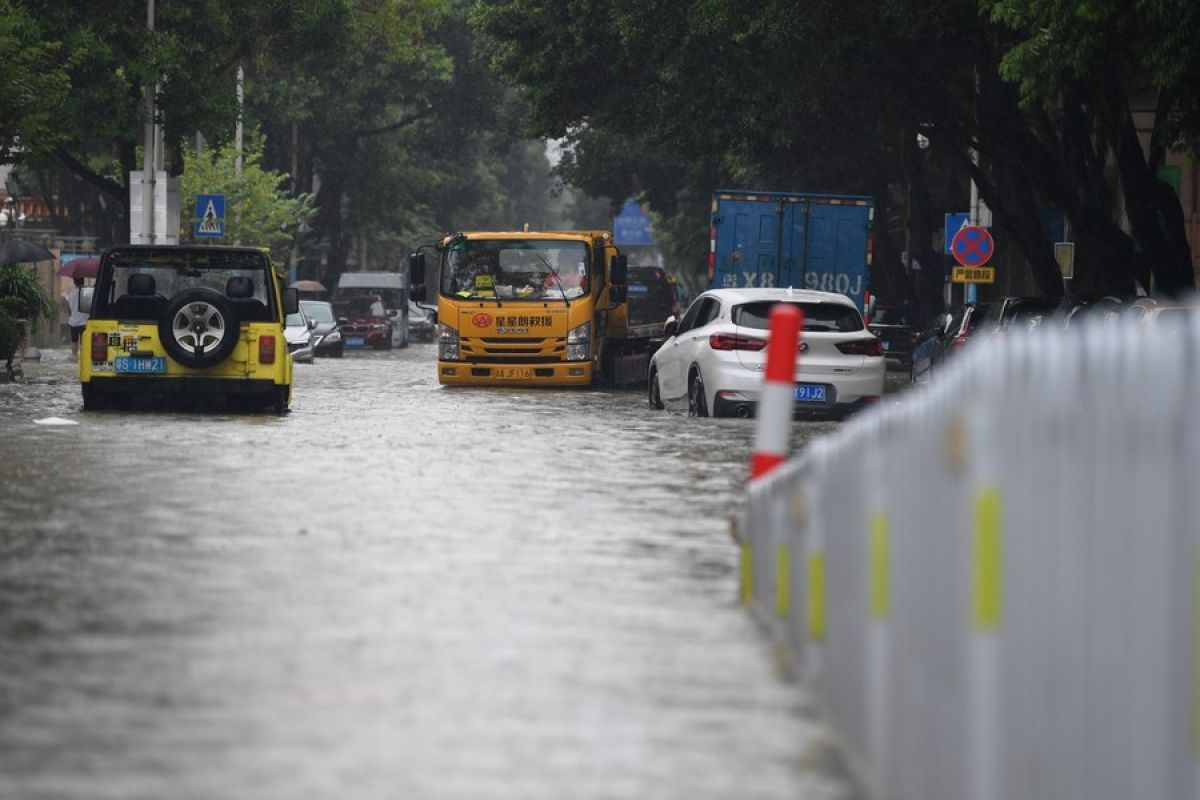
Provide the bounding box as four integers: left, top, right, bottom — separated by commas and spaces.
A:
195, 194, 226, 238
944, 213, 970, 254
613, 199, 654, 247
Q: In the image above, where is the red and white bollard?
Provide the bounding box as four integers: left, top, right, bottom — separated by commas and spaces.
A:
750, 303, 803, 480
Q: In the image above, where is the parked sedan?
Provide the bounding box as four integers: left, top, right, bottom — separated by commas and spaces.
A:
408, 300, 436, 342
284, 308, 316, 364
300, 299, 344, 358
868, 303, 920, 369
648, 288, 885, 418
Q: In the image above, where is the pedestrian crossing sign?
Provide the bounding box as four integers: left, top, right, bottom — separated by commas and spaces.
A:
195, 194, 225, 238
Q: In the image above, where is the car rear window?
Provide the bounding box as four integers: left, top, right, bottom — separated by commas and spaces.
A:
732, 301, 863, 332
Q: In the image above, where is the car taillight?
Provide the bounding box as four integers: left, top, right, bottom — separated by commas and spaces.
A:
90, 332, 107, 363
709, 332, 767, 351
837, 338, 885, 357
259, 335, 276, 364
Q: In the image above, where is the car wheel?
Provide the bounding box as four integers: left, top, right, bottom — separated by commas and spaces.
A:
648, 368, 664, 410
687, 370, 709, 418
269, 385, 290, 415
81, 383, 107, 411
159, 288, 240, 369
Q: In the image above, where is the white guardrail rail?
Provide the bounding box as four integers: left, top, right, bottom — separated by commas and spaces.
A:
742, 314, 1199, 800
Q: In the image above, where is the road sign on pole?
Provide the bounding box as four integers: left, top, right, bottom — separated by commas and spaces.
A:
951, 266, 996, 284
951, 225, 994, 267
195, 194, 225, 238
944, 213, 970, 254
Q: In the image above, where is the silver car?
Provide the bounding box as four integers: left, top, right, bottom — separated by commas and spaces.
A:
284, 308, 316, 364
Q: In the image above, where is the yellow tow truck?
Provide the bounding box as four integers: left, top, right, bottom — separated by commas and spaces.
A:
410, 230, 656, 387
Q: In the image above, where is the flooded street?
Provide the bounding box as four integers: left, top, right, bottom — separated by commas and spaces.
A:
0, 345, 851, 800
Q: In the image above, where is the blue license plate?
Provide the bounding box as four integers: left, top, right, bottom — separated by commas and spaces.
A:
114, 356, 166, 374
794, 383, 826, 402
346, 337, 365, 346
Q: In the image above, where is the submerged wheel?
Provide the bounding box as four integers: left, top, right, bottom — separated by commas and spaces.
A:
648, 369, 664, 410
687, 371, 709, 418
81, 383, 107, 411
271, 384, 290, 415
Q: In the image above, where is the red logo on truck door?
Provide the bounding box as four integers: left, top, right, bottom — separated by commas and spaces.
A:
472, 313, 493, 328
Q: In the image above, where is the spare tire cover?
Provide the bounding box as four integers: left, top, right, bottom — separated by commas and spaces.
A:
159, 288, 241, 369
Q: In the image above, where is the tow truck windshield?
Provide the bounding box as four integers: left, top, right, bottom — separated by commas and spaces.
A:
441, 239, 589, 301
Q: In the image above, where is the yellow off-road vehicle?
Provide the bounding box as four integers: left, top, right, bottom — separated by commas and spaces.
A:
79, 246, 298, 412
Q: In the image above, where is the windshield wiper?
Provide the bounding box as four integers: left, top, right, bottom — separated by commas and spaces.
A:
532, 252, 570, 305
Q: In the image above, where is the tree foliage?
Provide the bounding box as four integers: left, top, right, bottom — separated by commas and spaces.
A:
178, 133, 314, 261
477, 0, 1200, 301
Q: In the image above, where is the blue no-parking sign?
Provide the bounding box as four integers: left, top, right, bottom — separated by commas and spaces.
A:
195, 194, 225, 238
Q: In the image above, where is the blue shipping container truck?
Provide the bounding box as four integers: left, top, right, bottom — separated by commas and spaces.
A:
708, 190, 874, 312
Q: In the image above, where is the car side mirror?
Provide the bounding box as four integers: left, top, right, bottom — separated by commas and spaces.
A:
282, 287, 300, 315
79, 286, 94, 314
610, 254, 628, 286
663, 316, 678, 337
307, 318, 317, 329
940, 313, 953, 335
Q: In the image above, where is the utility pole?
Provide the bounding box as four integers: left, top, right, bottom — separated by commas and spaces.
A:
235, 65, 244, 177
140, 0, 156, 245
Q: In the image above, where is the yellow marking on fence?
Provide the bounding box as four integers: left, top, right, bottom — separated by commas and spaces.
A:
808, 553, 826, 640
776, 545, 791, 618
741, 544, 753, 607
870, 513, 890, 619
1195, 554, 1200, 757
972, 488, 1003, 630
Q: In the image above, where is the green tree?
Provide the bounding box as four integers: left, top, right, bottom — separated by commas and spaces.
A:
0, 0, 69, 163
178, 134, 314, 262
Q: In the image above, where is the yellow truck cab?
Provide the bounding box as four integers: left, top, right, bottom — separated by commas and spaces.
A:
79, 245, 297, 412
410, 230, 647, 387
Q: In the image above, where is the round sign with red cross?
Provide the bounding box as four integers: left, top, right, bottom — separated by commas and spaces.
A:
951, 225, 994, 267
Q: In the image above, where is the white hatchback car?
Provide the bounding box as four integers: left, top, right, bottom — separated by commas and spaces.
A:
648, 288, 885, 418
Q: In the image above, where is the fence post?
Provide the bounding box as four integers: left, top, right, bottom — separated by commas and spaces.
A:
750, 303, 802, 480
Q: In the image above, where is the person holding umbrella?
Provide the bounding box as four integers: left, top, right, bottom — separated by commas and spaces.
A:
61, 276, 89, 359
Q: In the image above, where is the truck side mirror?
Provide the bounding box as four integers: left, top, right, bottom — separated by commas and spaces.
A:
409, 252, 427, 302
79, 286, 94, 314
610, 254, 628, 286
282, 287, 300, 315
610, 285, 627, 304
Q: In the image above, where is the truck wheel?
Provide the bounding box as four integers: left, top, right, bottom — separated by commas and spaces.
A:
648, 369, 664, 410
688, 371, 709, 418
270, 385, 290, 415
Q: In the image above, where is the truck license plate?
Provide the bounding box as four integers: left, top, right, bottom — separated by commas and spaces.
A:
496, 367, 532, 379
114, 356, 166, 374
794, 383, 826, 402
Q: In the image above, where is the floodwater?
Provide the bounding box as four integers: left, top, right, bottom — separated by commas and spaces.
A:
0, 346, 855, 800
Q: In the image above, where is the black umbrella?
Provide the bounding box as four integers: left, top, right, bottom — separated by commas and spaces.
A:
0, 240, 55, 263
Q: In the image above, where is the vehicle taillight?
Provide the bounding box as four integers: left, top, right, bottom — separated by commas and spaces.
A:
709, 333, 767, 351
90, 332, 107, 363
837, 338, 885, 357
259, 335, 276, 364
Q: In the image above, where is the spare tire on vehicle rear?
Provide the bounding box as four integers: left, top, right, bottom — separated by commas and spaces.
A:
159, 288, 240, 369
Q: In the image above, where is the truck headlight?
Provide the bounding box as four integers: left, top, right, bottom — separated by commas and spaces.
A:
566, 321, 590, 361
438, 322, 460, 361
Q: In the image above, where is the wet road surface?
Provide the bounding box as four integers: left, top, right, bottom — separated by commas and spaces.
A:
0, 346, 855, 800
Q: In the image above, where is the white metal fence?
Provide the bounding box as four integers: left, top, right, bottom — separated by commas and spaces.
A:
742, 314, 1199, 800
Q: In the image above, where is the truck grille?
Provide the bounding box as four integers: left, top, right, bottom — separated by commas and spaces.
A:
461, 336, 565, 362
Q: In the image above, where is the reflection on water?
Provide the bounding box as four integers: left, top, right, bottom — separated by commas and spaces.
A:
0, 347, 852, 800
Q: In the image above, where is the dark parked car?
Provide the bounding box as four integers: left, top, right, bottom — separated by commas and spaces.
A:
868, 303, 921, 369
300, 299, 344, 358
910, 301, 1001, 383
